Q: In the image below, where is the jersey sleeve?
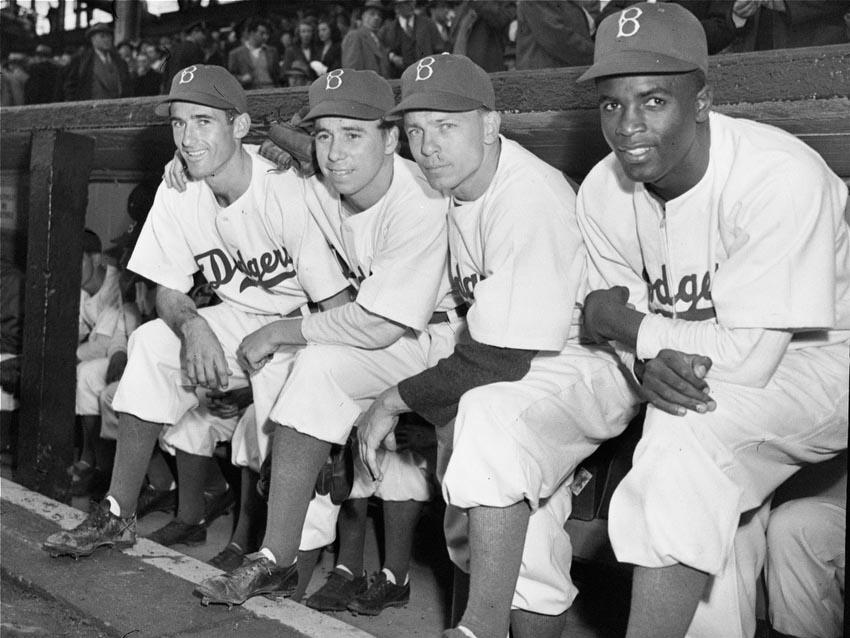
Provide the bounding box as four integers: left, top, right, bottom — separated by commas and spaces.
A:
127, 185, 198, 294
466, 182, 582, 351
269, 178, 349, 304
711, 168, 847, 330
355, 196, 448, 331
398, 339, 538, 427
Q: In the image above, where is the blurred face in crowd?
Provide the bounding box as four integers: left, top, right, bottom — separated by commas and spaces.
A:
280, 32, 293, 49
362, 8, 383, 32
117, 43, 133, 65
170, 103, 246, 182
314, 117, 398, 211
248, 24, 270, 48
136, 53, 151, 75
298, 22, 314, 46
143, 43, 161, 62
159, 35, 172, 51
318, 21, 332, 43
90, 31, 113, 53
395, 1, 415, 20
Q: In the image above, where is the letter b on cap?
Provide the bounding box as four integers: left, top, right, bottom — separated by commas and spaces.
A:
179, 65, 197, 84
617, 7, 642, 37
326, 69, 344, 90
415, 57, 435, 81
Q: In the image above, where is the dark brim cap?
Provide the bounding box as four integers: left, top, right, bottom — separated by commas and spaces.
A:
300, 69, 395, 123
578, 50, 701, 82
385, 54, 495, 119
386, 91, 487, 119
154, 65, 247, 116
578, 3, 707, 83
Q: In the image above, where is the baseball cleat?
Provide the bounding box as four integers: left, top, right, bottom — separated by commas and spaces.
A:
193, 553, 297, 606
42, 499, 136, 558
347, 571, 410, 616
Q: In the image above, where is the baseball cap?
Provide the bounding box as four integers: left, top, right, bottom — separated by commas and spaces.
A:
386, 54, 495, 119
300, 69, 395, 123
577, 3, 707, 82
155, 65, 247, 117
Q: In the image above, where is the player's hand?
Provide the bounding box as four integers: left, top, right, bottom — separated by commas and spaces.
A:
581, 286, 630, 343
236, 324, 279, 375
179, 316, 232, 390
635, 349, 716, 416
207, 386, 253, 419
356, 397, 400, 482
163, 150, 189, 193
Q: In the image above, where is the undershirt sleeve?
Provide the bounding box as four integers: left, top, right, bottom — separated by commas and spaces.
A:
398, 339, 538, 427
301, 301, 407, 349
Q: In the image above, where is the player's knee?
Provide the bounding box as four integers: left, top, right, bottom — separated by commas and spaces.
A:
767, 500, 815, 557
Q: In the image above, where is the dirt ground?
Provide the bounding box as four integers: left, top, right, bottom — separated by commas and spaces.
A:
1, 573, 113, 638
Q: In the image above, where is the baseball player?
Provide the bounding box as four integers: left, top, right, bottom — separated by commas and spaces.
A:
193, 68, 466, 610
575, 4, 850, 637
765, 455, 846, 638
72, 229, 130, 497
42, 65, 350, 581
356, 54, 639, 638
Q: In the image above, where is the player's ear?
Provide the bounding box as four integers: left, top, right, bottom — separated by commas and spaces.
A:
232, 113, 252, 140
482, 109, 500, 145
382, 123, 400, 156
695, 84, 712, 124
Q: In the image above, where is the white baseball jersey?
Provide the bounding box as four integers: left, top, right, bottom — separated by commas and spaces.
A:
129, 145, 349, 316
578, 111, 850, 368
449, 136, 585, 351
439, 135, 638, 615
79, 264, 122, 342
302, 153, 460, 333
578, 111, 850, 638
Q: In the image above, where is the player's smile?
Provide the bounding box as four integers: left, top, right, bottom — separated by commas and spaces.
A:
597, 73, 711, 201
314, 116, 398, 212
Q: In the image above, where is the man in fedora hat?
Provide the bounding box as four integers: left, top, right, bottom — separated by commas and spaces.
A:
342, 0, 391, 77
576, 3, 850, 637
63, 21, 130, 101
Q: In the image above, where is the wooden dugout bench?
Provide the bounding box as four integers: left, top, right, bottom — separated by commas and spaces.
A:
1, 45, 848, 515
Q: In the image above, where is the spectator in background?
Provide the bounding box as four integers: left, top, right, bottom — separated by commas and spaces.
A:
282, 18, 320, 83
312, 18, 342, 77
515, 1, 595, 70
162, 21, 207, 89
766, 454, 846, 638
342, 0, 391, 77
337, 11, 352, 41
64, 22, 131, 101
25, 44, 60, 104
600, 1, 739, 54
729, 0, 849, 51
203, 30, 226, 67
380, 0, 446, 78
430, 0, 453, 48
229, 17, 280, 89
2, 54, 30, 106
116, 41, 136, 79
133, 51, 162, 96
143, 41, 166, 73
450, 1, 516, 72
71, 229, 126, 498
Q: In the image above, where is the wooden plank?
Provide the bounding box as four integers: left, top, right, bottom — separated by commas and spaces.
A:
3, 96, 848, 181
16, 130, 95, 498
2, 44, 847, 133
